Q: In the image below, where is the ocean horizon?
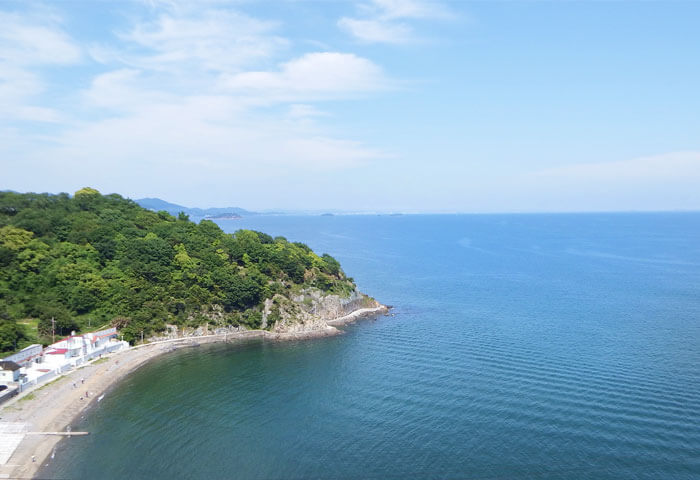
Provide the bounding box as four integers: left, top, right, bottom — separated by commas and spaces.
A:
42, 212, 700, 479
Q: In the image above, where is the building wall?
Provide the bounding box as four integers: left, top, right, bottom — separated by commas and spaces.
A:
2, 344, 43, 367
0, 370, 19, 383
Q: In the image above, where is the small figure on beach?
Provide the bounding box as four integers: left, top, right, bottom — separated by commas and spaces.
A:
81, 378, 84, 384
32, 455, 36, 463
86, 391, 89, 398
79, 396, 83, 401
72, 382, 76, 388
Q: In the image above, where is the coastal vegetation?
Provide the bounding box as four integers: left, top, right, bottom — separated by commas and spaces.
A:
0, 189, 356, 350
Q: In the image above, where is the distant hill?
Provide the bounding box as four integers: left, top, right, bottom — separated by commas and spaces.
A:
135, 198, 256, 217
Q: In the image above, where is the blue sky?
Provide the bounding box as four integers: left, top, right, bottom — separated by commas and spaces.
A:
2, 0, 700, 213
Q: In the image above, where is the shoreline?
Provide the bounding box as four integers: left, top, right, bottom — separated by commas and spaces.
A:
0, 304, 388, 479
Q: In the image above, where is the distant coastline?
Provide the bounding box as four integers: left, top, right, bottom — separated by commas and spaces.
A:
2, 304, 388, 480
204, 213, 242, 220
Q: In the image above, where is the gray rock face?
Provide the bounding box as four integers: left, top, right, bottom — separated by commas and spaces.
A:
149, 288, 383, 341
265, 288, 380, 334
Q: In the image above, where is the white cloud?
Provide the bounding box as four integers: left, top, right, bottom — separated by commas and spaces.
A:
84, 69, 177, 111
338, 18, 413, 44
2, 2, 393, 208
530, 151, 700, 184
14, 106, 63, 123
287, 104, 328, 119
500, 151, 700, 212
369, 0, 453, 20
118, 9, 286, 73
0, 12, 81, 65
15, 95, 387, 193
221, 52, 389, 102
0, 11, 81, 124
340, 0, 453, 44
0, 65, 42, 105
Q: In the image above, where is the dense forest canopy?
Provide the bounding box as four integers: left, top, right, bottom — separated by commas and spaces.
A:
0, 189, 354, 351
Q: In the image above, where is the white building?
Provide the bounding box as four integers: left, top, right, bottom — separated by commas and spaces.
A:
43, 327, 122, 367
0, 327, 127, 398
0, 361, 21, 385
1, 345, 43, 368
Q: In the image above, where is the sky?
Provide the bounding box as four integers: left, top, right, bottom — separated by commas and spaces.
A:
2, 0, 700, 213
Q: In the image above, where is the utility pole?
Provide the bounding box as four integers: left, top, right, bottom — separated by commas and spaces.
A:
51, 317, 55, 344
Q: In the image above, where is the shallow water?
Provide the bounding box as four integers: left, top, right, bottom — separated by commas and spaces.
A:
42, 213, 700, 479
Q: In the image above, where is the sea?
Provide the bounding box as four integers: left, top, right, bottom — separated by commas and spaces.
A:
41, 213, 700, 479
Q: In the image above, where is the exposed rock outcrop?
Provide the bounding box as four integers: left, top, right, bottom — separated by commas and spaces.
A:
262, 288, 384, 334
149, 288, 387, 341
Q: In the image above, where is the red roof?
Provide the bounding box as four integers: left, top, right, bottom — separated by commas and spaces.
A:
46, 348, 68, 355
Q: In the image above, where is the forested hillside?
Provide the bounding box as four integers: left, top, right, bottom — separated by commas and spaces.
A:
0, 188, 354, 351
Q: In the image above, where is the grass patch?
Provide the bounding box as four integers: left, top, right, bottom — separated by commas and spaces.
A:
91, 357, 110, 365
36, 375, 65, 391
17, 318, 39, 330
12, 318, 40, 351
18, 393, 35, 402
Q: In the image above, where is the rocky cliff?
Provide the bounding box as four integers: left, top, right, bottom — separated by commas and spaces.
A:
262, 288, 384, 333
152, 288, 386, 341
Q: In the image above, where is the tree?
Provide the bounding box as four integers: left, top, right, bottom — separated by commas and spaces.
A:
36, 304, 78, 338
0, 225, 33, 251
0, 319, 28, 353
320, 253, 341, 276
75, 187, 100, 196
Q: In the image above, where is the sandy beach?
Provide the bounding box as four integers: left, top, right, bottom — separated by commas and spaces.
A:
0, 305, 388, 479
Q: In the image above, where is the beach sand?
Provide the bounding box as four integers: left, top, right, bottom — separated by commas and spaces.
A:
0, 305, 388, 479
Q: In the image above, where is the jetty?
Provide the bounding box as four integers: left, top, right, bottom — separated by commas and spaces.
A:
0, 422, 87, 469
26, 431, 89, 436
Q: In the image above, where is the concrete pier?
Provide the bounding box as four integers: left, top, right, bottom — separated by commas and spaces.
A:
26, 431, 89, 436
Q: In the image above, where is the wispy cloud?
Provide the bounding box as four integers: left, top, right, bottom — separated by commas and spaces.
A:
368, 0, 453, 20
505, 151, 700, 212
3, 1, 393, 203
221, 52, 389, 102
117, 9, 286, 73
286, 104, 330, 121
0, 10, 81, 123
0, 11, 81, 65
529, 151, 700, 184
338, 18, 413, 45
339, 0, 453, 44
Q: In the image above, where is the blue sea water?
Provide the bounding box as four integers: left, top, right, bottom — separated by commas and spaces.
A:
42, 213, 700, 479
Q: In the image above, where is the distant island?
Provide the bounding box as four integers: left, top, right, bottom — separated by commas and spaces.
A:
205, 213, 242, 220
135, 197, 405, 217
135, 197, 257, 218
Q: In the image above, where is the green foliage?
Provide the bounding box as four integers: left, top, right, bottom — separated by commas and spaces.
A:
0, 318, 29, 352
0, 190, 356, 350
320, 253, 341, 276
75, 187, 100, 196
36, 304, 78, 338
